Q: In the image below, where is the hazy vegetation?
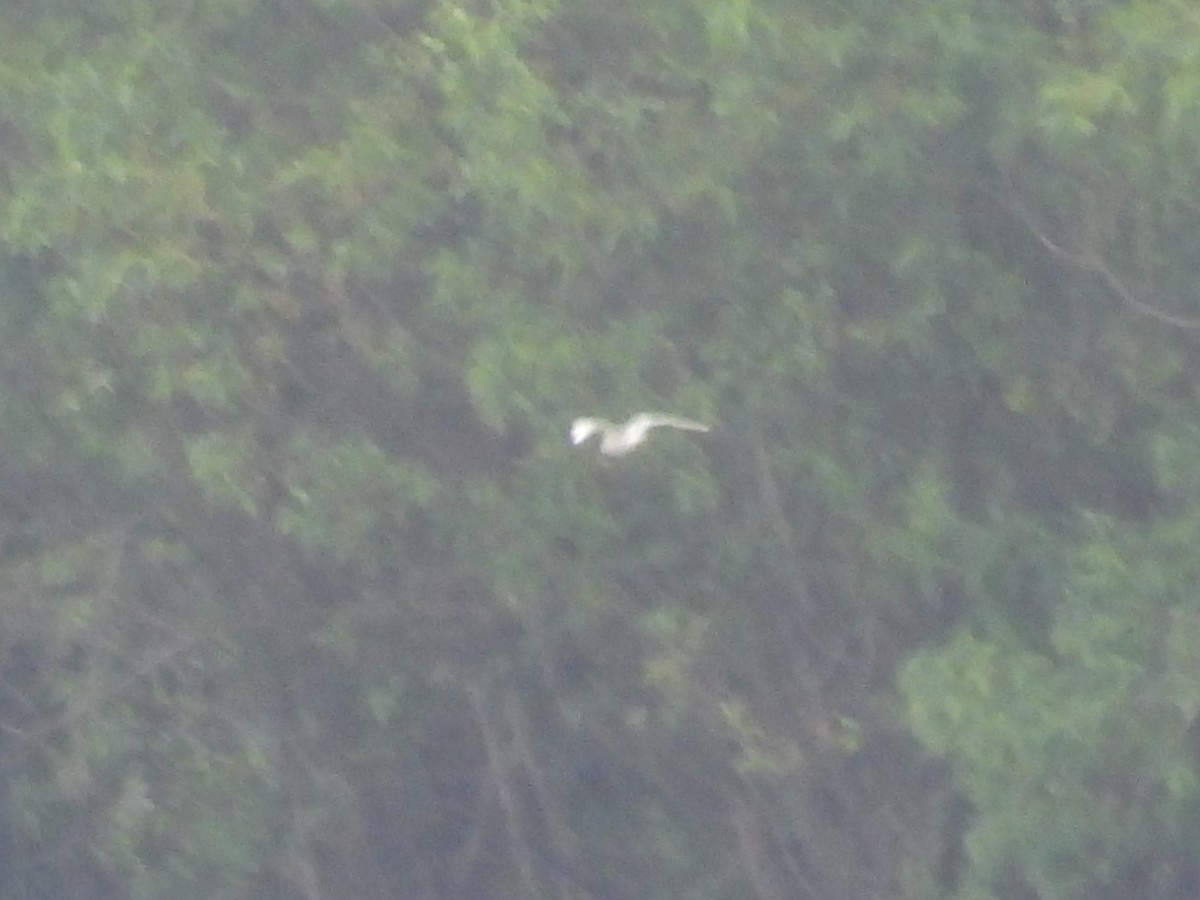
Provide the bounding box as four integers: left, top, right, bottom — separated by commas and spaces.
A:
0, 0, 1198, 898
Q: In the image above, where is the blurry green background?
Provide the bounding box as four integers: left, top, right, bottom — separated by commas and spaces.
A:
0, 1, 1198, 898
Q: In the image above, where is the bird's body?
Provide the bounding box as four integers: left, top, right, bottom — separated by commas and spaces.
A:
570, 412, 709, 456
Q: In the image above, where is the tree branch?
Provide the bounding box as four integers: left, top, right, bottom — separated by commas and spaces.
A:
996, 170, 1200, 329
467, 683, 543, 899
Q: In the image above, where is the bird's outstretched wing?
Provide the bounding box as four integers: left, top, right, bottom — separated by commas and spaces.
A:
632, 412, 710, 433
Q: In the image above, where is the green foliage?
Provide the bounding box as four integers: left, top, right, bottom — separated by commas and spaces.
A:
0, 0, 1198, 898
278, 435, 439, 568
904, 509, 1200, 899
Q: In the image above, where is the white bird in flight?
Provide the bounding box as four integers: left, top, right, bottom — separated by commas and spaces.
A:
570, 413, 710, 456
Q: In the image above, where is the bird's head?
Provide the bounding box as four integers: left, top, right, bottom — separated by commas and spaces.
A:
570, 417, 602, 445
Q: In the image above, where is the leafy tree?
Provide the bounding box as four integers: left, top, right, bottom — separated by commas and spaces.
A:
0, 0, 1199, 899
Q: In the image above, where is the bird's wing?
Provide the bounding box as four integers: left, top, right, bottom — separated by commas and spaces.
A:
634, 412, 710, 433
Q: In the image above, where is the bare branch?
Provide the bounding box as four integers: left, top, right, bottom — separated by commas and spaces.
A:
995, 170, 1200, 329
1088, 252, 1200, 329
729, 792, 789, 900
450, 768, 496, 893
0, 636, 200, 761
505, 696, 580, 862
467, 684, 543, 899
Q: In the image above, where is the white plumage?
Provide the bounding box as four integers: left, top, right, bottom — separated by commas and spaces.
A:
569, 412, 709, 456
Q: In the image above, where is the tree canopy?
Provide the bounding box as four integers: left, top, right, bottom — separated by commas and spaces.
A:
0, 0, 1199, 898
